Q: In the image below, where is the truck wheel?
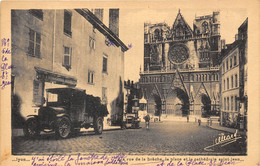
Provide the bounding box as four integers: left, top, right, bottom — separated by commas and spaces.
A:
23, 118, 40, 138
55, 117, 71, 138
94, 117, 103, 135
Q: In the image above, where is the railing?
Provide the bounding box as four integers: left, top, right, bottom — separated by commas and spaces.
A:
145, 33, 220, 44
140, 66, 220, 74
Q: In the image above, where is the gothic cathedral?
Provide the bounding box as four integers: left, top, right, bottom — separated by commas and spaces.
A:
139, 10, 221, 117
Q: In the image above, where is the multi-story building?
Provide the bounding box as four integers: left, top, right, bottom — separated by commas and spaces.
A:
220, 41, 240, 127
11, 9, 128, 127
220, 18, 248, 129
238, 18, 248, 130
140, 10, 221, 117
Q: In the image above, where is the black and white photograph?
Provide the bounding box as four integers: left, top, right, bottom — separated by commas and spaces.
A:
1, 1, 259, 166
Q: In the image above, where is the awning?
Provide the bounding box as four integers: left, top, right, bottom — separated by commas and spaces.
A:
35, 67, 77, 86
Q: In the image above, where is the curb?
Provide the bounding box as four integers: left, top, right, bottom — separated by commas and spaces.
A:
206, 125, 247, 136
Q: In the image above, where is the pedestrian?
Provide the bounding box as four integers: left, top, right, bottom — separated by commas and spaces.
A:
198, 118, 201, 126
187, 115, 189, 123
144, 114, 150, 129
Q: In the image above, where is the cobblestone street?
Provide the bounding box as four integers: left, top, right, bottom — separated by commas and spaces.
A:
12, 121, 246, 155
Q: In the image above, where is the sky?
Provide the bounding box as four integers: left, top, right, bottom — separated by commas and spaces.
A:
119, 8, 248, 82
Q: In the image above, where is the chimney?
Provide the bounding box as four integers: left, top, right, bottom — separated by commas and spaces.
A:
109, 9, 119, 37
235, 34, 238, 41
221, 39, 226, 49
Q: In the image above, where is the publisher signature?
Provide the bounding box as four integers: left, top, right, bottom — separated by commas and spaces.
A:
204, 130, 242, 152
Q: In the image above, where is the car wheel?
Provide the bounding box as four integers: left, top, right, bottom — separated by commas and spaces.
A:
23, 118, 40, 138
94, 117, 103, 135
55, 117, 71, 139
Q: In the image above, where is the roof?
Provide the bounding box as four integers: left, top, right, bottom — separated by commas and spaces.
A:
221, 40, 240, 61
75, 9, 128, 52
238, 18, 248, 31
172, 11, 193, 35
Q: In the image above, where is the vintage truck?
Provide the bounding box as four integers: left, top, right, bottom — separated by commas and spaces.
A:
23, 88, 108, 139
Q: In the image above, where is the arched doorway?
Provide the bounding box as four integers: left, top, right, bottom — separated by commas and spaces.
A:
201, 94, 211, 117
166, 87, 189, 116
147, 94, 162, 115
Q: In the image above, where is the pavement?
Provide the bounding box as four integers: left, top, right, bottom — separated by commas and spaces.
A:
12, 121, 246, 155
12, 116, 247, 137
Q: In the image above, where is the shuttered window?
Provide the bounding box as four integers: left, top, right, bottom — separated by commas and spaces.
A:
64, 10, 72, 36
28, 29, 41, 58
63, 46, 72, 70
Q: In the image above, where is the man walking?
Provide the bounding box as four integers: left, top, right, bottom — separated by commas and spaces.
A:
144, 114, 150, 129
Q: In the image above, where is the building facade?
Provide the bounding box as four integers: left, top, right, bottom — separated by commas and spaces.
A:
140, 11, 221, 117
11, 9, 128, 127
220, 41, 240, 127
220, 18, 248, 129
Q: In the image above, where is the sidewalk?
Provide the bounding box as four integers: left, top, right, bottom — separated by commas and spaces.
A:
206, 123, 247, 136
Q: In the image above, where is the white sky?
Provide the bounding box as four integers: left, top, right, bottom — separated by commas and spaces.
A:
119, 8, 247, 82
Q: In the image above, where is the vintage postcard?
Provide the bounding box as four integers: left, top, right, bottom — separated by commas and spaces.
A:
0, 0, 259, 166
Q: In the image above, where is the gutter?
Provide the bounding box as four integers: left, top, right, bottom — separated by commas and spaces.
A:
75, 9, 129, 52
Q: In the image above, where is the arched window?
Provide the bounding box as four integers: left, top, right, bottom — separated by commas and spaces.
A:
191, 74, 194, 81
202, 21, 209, 34
154, 29, 160, 40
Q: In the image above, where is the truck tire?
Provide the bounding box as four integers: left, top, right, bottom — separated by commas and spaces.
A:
55, 117, 71, 139
23, 118, 40, 138
94, 117, 103, 135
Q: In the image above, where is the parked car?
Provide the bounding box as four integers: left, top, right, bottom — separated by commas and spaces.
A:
23, 88, 108, 139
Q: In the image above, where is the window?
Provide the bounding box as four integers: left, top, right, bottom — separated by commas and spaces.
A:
64, 10, 72, 36
234, 55, 237, 66
224, 98, 226, 110
224, 79, 225, 90
231, 96, 233, 111
231, 75, 233, 88
235, 74, 238, 87
63, 46, 71, 69
102, 87, 107, 105
230, 57, 233, 68
88, 70, 94, 84
29, 9, 43, 20
227, 78, 229, 89
103, 55, 108, 73
223, 62, 225, 73
89, 37, 95, 49
226, 59, 229, 71
28, 29, 41, 58
202, 21, 209, 34
235, 96, 238, 111
227, 97, 229, 111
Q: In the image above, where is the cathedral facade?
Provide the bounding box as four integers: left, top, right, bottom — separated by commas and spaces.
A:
139, 11, 221, 117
